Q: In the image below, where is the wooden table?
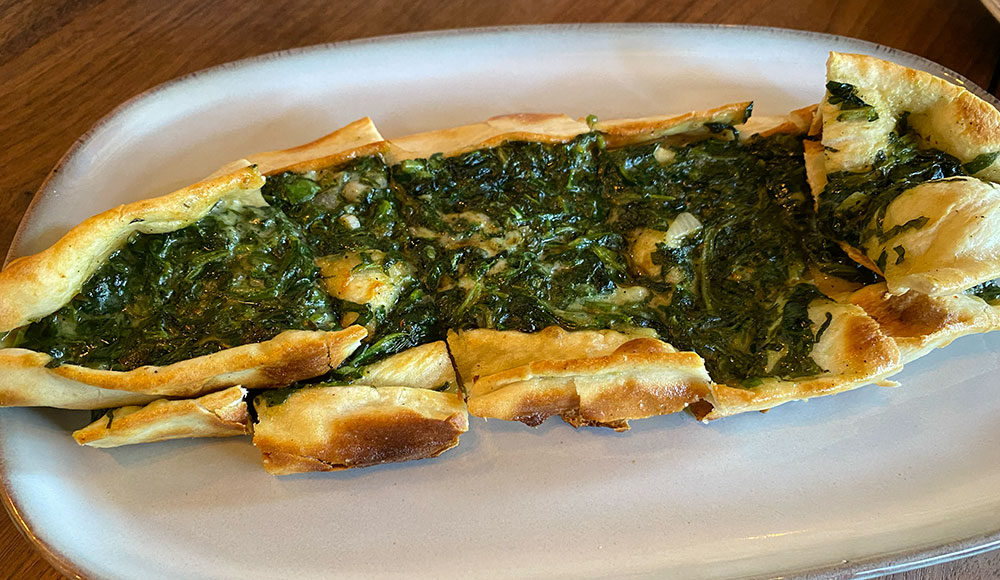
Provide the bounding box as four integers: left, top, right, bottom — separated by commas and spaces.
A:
1, 1, 999, 578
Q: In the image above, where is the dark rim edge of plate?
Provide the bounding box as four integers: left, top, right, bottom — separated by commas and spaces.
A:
3, 23, 999, 580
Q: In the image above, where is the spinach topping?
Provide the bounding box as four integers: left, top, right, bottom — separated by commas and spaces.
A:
826, 81, 879, 122
19, 203, 339, 370
21, 128, 868, 390
602, 133, 829, 384
262, 158, 443, 377
968, 278, 1000, 305
262, 156, 405, 259
817, 116, 966, 251
392, 135, 655, 333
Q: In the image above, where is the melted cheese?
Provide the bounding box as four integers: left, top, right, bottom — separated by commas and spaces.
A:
315, 251, 413, 310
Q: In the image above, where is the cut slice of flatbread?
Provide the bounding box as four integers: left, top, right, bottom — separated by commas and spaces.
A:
448, 326, 710, 430
811, 52, 1000, 296
0, 167, 265, 332
0, 162, 369, 409
73, 386, 249, 448
598, 109, 902, 420
253, 341, 467, 474
0, 327, 366, 409
820, 54, 1000, 178
849, 282, 1000, 364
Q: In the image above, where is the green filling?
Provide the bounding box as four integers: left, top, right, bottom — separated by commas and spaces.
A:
392, 135, 654, 333
19, 203, 339, 370
262, 157, 443, 377
826, 81, 879, 122
19, 128, 877, 389
603, 133, 830, 384
817, 116, 967, 252
963, 151, 1000, 175
262, 156, 405, 258
968, 279, 1000, 305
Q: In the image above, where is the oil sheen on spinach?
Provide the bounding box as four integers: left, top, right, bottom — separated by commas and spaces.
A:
19, 203, 339, 370
262, 157, 443, 378
603, 132, 831, 385
393, 135, 660, 334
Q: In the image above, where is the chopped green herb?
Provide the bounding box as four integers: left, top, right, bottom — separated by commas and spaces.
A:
20, 203, 338, 370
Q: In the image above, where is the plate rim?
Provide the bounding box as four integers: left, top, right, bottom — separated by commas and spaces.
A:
3, 22, 999, 580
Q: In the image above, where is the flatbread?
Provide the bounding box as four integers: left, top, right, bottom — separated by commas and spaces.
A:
814, 52, 1000, 296
0, 163, 369, 409
72, 386, 249, 448
849, 282, 1000, 364
448, 326, 710, 430
0, 327, 366, 409
0, 167, 265, 332
253, 341, 467, 474
210, 117, 387, 177
597, 110, 903, 420
821, 53, 1000, 179
696, 301, 900, 420
5, 54, 995, 471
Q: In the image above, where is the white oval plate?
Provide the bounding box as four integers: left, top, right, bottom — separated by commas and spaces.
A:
4, 24, 1000, 580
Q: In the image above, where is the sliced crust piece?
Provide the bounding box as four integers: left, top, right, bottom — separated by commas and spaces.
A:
354, 341, 456, 390
860, 178, 1000, 295
448, 326, 711, 430
253, 341, 467, 475
593, 108, 903, 420
595, 102, 753, 147
815, 52, 1000, 295
386, 114, 590, 163
72, 386, 249, 448
696, 301, 902, 420
822, 53, 1000, 178
0, 327, 366, 409
738, 104, 817, 140
849, 282, 1000, 364
255, 387, 466, 474
209, 117, 388, 177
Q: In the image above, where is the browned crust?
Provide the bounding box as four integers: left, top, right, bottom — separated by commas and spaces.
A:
0, 166, 265, 333
260, 409, 466, 473
849, 282, 1000, 363
209, 117, 388, 177
697, 302, 902, 420
594, 102, 753, 148
822, 52, 1000, 178
0, 327, 366, 409
72, 386, 249, 448
253, 386, 468, 475
386, 113, 590, 163
449, 328, 712, 429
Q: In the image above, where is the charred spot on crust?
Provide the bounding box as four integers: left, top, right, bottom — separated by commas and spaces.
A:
854, 288, 954, 338
316, 410, 464, 469
560, 408, 630, 432
259, 409, 465, 473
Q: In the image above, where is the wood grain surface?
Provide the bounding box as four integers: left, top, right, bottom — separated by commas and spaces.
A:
1, 0, 999, 578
